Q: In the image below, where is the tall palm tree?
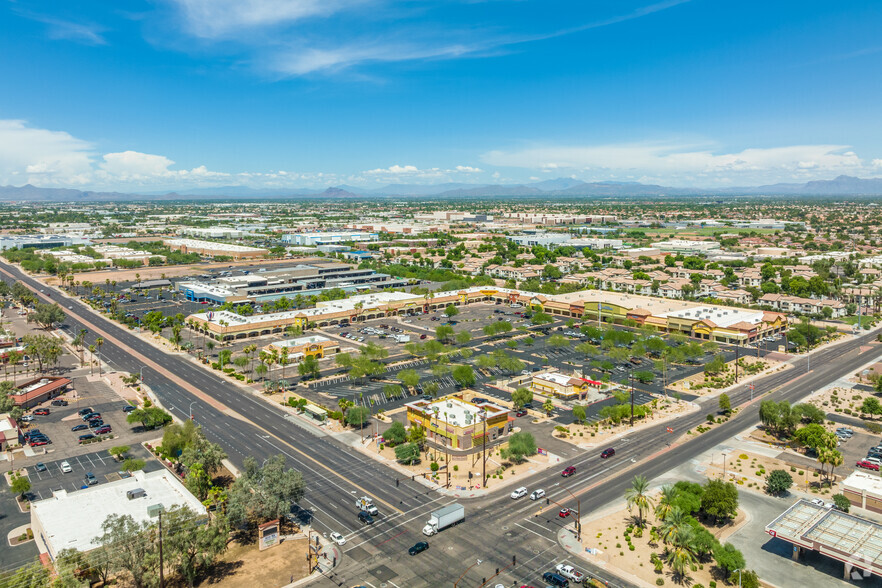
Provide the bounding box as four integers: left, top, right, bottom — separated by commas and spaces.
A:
654, 485, 676, 522
666, 525, 698, 578
95, 337, 104, 376
624, 475, 655, 527
659, 506, 689, 545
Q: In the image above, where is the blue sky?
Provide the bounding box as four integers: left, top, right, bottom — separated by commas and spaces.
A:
2, 0, 882, 191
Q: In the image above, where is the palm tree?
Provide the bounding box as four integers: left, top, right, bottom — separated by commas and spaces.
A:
88, 345, 96, 376
95, 337, 104, 376
624, 475, 655, 527
243, 344, 257, 377
654, 485, 676, 522
659, 506, 689, 545
666, 525, 698, 579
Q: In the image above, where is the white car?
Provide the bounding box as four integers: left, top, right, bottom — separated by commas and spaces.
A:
60, 461, 72, 473
510, 487, 528, 499
20, 415, 35, 422
530, 489, 546, 501
329, 532, 346, 546
810, 498, 832, 508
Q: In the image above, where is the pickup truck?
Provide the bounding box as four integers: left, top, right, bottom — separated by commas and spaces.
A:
355, 496, 379, 516
555, 563, 585, 583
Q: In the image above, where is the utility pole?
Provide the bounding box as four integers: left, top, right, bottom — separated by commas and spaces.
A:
481, 408, 487, 487
629, 372, 635, 427
158, 511, 164, 588
734, 341, 740, 383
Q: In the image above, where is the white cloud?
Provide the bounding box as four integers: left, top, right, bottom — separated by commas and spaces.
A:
455, 165, 483, 173
0, 120, 95, 186
482, 141, 868, 186
171, 0, 363, 39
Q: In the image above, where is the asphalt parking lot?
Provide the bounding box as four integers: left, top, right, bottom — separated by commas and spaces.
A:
17, 376, 155, 464
22, 444, 161, 500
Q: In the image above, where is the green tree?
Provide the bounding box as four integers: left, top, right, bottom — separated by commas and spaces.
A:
385, 421, 407, 446
701, 479, 739, 524
1, 560, 49, 588
792, 402, 825, 424
818, 447, 844, 483
511, 387, 533, 408
832, 493, 850, 512
184, 463, 213, 501
226, 455, 305, 527
793, 423, 837, 452
297, 355, 321, 380
625, 475, 655, 528
504, 431, 537, 463
397, 368, 421, 389
126, 407, 173, 430
92, 513, 158, 588
122, 458, 146, 473
572, 404, 586, 424
452, 364, 476, 388
444, 304, 459, 318
163, 505, 229, 588
531, 311, 553, 325
547, 334, 570, 349
633, 370, 654, 384
542, 398, 555, 415
719, 393, 731, 415
654, 485, 677, 522
765, 469, 793, 495
394, 442, 421, 465
10, 472, 30, 498
665, 526, 698, 578
345, 405, 371, 428
862, 396, 882, 416
712, 542, 745, 575
435, 324, 455, 342
179, 428, 227, 475
455, 330, 472, 346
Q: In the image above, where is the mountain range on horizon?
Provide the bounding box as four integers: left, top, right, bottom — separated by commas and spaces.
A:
3, 175, 882, 202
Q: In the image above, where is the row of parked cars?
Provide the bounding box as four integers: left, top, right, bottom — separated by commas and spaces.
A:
72, 407, 112, 441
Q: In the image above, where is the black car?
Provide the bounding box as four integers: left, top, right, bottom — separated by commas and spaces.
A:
358, 511, 374, 525
123, 405, 136, 413
71, 424, 89, 432
408, 541, 429, 556
83, 412, 101, 421
78, 407, 94, 416
88, 419, 104, 429
78, 434, 95, 443
51, 399, 68, 406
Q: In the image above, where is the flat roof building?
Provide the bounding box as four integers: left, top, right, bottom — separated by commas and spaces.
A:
651, 240, 721, 254
163, 238, 268, 260
264, 335, 339, 360
31, 469, 206, 561
405, 396, 510, 450
283, 232, 379, 246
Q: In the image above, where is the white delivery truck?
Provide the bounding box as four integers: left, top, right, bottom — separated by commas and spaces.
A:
422, 503, 465, 536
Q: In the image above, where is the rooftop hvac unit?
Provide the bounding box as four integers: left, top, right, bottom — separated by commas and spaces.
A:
147, 503, 165, 518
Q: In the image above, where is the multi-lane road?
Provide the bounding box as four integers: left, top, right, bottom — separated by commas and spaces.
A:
4, 260, 880, 587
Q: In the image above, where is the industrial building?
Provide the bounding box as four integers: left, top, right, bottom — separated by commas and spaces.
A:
650, 240, 722, 254
30, 469, 206, 561
0, 234, 90, 250
163, 238, 268, 260
176, 262, 407, 305
282, 232, 379, 246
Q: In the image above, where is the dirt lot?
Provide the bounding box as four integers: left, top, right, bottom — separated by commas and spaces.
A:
703, 448, 840, 497
202, 536, 309, 587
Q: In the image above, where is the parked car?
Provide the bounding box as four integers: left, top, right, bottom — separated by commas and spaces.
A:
123, 405, 136, 413
856, 460, 879, 471
34, 462, 47, 472
329, 532, 346, 546
82, 412, 100, 421
78, 434, 95, 443
84, 472, 98, 486
78, 407, 94, 416
33, 408, 50, 416
408, 541, 429, 556
20, 415, 34, 422
866, 456, 882, 466
510, 487, 528, 500
60, 461, 72, 473
600, 447, 616, 459
51, 399, 68, 406
561, 466, 576, 477
810, 498, 832, 508
71, 424, 88, 431
29, 438, 49, 447
88, 420, 104, 429
542, 572, 569, 587
515, 409, 528, 417
95, 425, 112, 435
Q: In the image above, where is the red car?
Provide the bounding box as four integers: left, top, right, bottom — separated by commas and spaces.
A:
29, 439, 48, 446
33, 408, 50, 416
559, 508, 571, 518
562, 466, 576, 477
600, 447, 615, 459
857, 460, 880, 471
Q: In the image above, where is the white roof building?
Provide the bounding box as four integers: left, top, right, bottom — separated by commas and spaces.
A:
30, 469, 206, 560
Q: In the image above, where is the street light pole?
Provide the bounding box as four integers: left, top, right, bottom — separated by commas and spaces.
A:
562, 487, 582, 541
734, 568, 742, 588
454, 559, 482, 588
629, 372, 635, 427
189, 401, 196, 422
